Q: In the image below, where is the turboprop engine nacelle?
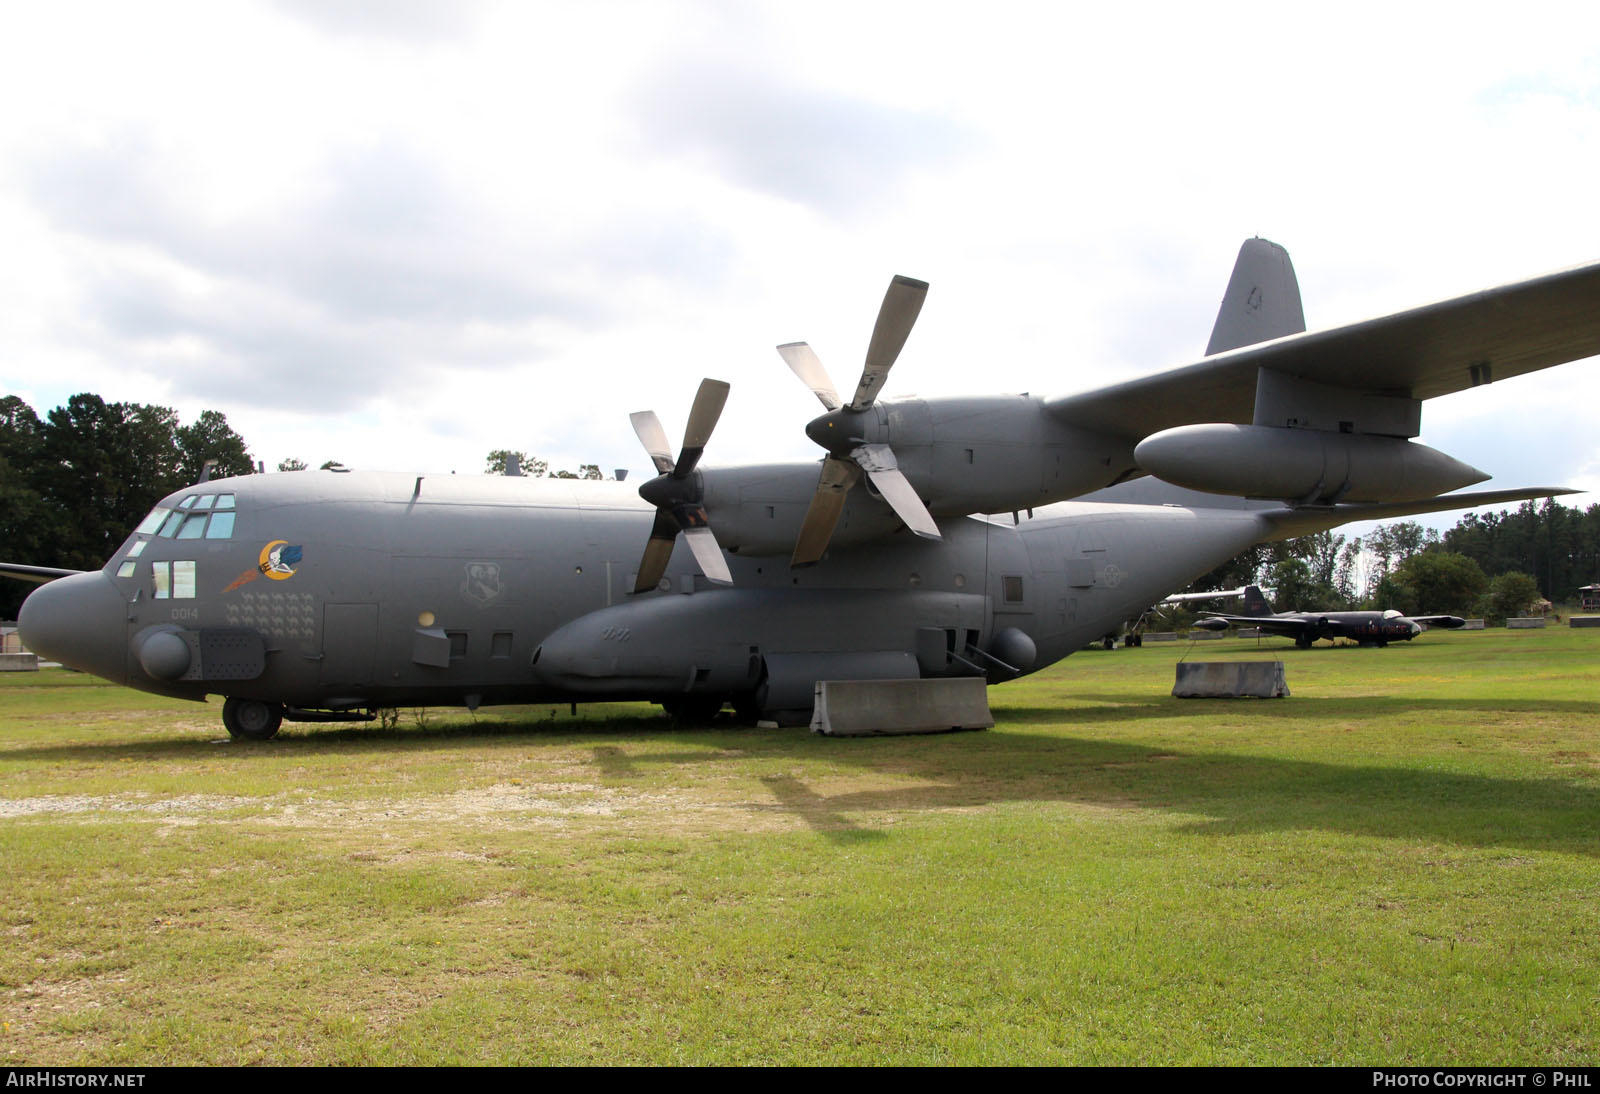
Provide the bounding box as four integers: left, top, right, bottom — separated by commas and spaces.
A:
1133, 424, 1488, 504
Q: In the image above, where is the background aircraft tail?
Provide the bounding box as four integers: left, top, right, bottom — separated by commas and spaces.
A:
1240, 584, 1272, 616
1205, 238, 1306, 355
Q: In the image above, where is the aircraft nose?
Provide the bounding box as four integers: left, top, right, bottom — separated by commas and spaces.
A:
17, 571, 130, 684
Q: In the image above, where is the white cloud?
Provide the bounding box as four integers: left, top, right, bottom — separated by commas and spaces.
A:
0, 0, 1596, 509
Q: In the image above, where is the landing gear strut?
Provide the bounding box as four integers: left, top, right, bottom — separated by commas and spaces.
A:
222, 697, 284, 741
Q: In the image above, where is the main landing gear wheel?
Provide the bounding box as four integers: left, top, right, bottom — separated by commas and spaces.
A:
660, 695, 725, 725
222, 698, 284, 741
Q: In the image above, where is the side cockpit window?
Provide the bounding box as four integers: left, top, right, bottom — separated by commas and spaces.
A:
135, 507, 172, 535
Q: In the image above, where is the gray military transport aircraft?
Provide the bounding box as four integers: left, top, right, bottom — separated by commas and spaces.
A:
6, 239, 1598, 738
1192, 585, 1467, 647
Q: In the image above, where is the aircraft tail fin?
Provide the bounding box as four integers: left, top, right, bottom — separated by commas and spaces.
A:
1240, 584, 1272, 617
1205, 238, 1306, 355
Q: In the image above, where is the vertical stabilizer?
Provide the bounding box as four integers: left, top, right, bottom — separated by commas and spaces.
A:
1205, 238, 1305, 355
1241, 584, 1272, 616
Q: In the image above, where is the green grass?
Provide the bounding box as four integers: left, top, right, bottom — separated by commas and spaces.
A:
2, 627, 1597, 1064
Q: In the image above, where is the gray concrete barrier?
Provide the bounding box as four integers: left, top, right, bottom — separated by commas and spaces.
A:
0, 653, 38, 672
811, 677, 994, 736
1507, 617, 1547, 629
1461, 619, 1485, 630
1173, 661, 1289, 699
1570, 616, 1600, 628
1186, 631, 1221, 640
1142, 632, 1179, 642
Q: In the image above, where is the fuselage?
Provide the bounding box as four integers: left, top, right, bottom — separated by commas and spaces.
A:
19, 468, 1273, 720
1268, 610, 1425, 645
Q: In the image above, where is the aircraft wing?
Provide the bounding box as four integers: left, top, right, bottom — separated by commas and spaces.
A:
1411, 615, 1467, 629
1199, 613, 1309, 638
0, 563, 85, 585
1046, 259, 1600, 438
1161, 586, 1246, 605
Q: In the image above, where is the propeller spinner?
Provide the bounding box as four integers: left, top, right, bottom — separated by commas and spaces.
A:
779, 275, 941, 567
629, 378, 733, 594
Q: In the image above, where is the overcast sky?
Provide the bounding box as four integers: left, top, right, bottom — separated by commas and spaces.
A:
3, 1, 1598, 525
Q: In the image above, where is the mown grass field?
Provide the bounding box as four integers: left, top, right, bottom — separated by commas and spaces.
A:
1, 626, 1597, 1065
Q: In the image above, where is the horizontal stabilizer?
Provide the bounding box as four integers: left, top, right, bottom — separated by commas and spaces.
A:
1260, 486, 1577, 540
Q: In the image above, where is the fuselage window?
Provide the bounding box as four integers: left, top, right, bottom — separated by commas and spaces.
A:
136, 508, 172, 535
153, 562, 170, 599
127, 540, 147, 559
116, 561, 136, 579
206, 512, 236, 539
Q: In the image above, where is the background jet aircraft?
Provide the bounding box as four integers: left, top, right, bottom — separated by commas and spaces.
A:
10, 239, 1597, 738
1193, 585, 1466, 647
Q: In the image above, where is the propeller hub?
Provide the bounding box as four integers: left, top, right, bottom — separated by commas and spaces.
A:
805, 409, 867, 453
638, 470, 697, 510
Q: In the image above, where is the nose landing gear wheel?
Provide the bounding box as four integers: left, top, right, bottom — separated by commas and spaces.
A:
223, 697, 284, 740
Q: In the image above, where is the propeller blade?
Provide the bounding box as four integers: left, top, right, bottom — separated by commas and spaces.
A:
790, 456, 862, 567
852, 443, 941, 540
851, 275, 928, 410
630, 411, 676, 475
633, 509, 679, 593
675, 378, 730, 478
681, 525, 733, 585
777, 342, 842, 411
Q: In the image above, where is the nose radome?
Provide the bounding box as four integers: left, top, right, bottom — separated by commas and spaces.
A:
17, 571, 130, 684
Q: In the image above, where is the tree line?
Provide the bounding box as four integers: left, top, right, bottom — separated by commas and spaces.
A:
2, 394, 255, 617
1186, 498, 1600, 622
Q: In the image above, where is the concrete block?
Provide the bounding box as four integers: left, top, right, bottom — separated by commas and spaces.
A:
1173, 661, 1289, 699
1507, 617, 1546, 629
811, 677, 993, 736
1186, 630, 1221, 640
1569, 616, 1600, 628
1235, 627, 1263, 638
1142, 632, 1178, 642
1461, 619, 1485, 630
0, 653, 38, 671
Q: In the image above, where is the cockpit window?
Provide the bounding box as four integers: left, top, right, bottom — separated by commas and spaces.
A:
192, 494, 215, 511
135, 507, 172, 535
215, 494, 235, 510
178, 495, 197, 509
152, 505, 236, 540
